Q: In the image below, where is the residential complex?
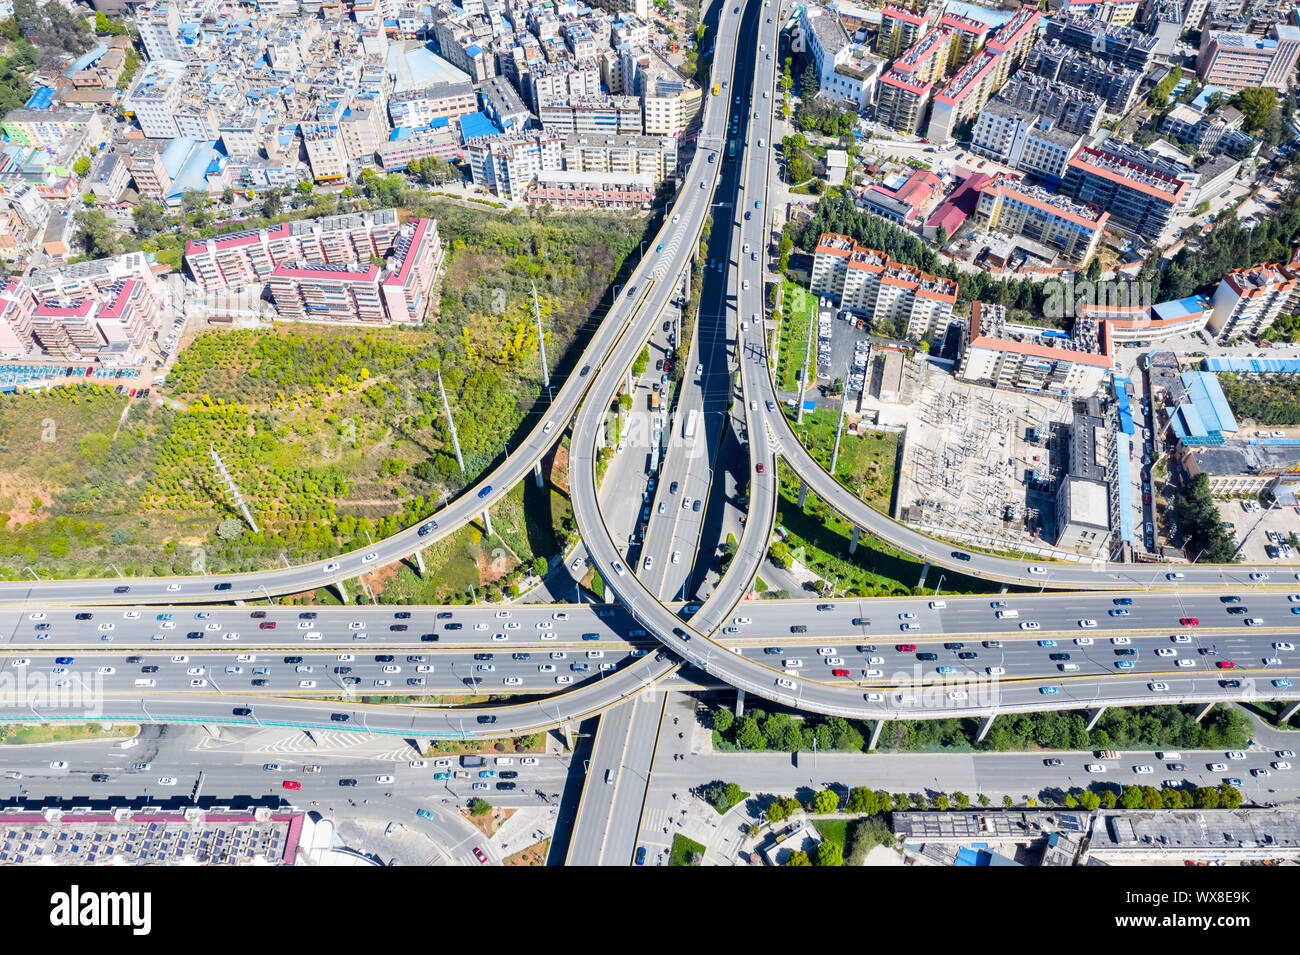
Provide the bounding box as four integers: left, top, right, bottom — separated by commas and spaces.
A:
957, 301, 1114, 398
1208, 261, 1300, 340
973, 175, 1109, 265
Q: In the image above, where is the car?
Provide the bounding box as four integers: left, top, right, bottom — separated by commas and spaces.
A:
476, 715, 497, 725
1278, 750, 1296, 759
986, 666, 1005, 676
1273, 761, 1292, 770
1252, 768, 1272, 778
1021, 622, 1040, 631
157, 777, 177, 786
1027, 566, 1047, 575
1166, 573, 1185, 581
896, 644, 916, 652
1049, 653, 1071, 661
1133, 765, 1154, 774
1113, 598, 1133, 606
1219, 679, 1242, 688
898, 612, 916, 621
1156, 647, 1177, 657
472, 847, 488, 864
1275, 642, 1295, 651
1085, 764, 1106, 773
1109, 609, 1130, 617
1226, 751, 1247, 761
1074, 637, 1093, 647
1216, 661, 1236, 670
113, 586, 130, 594
1148, 682, 1169, 692
1039, 686, 1059, 695
361, 552, 378, 564
1180, 618, 1199, 626
776, 678, 797, 689
1208, 763, 1227, 772
1250, 573, 1270, 581
91, 774, 109, 783
1172, 634, 1192, 644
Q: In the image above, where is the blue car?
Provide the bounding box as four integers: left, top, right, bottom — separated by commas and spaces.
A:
1037, 640, 1057, 647
416, 808, 434, 820
477, 485, 492, 499
1113, 598, 1133, 606
1291, 607, 1300, 615
478, 770, 497, 778
1109, 609, 1130, 616
635, 846, 647, 865
1116, 660, 1136, 669
1039, 686, 1059, 695
936, 666, 957, 674
1274, 679, 1293, 688
54, 656, 74, 665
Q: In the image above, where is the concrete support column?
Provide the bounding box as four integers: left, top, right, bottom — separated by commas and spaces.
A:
1279, 700, 1300, 724
1085, 706, 1107, 731
798, 479, 809, 509
1194, 701, 1216, 722
562, 722, 573, 750
849, 525, 861, 555
1000, 582, 1009, 593
482, 509, 493, 538
976, 714, 996, 743
735, 689, 745, 718
413, 549, 425, 575
917, 562, 930, 588
533, 459, 544, 488
869, 718, 885, 750
335, 579, 348, 604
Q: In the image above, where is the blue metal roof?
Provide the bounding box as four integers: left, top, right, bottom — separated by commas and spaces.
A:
1152, 294, 1211, 321
458, 111, 498, 140
1116, 433, 1134, 548
1113, 377, 1134, 436
1205, 356, 1300, 374
24, 87, 55, 110
1181, 371, 1238, 435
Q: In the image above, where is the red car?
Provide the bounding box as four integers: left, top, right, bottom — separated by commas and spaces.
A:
472, 846, 488, 864
756, 463, 765, 474
896, 644, 916, 652
832, 668, 850, 677
281, 780, 301, 790
1216, 661, 1236, 670
259, 621, 277, 630
1143, 493, 1151, 505
1180, 618, 1199, 626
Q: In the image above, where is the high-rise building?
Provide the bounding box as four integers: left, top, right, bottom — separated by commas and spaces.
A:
1197, 24, 1300, 91
1062, 140, 1189, 239
973, 175, 1109, 264
1208, 261, 1300, 340
136, 1, 185, 63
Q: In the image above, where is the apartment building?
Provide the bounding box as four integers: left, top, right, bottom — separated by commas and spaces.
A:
1, 108, 104, 151
467, 132, 566, 201
800, 4, 883, 109
958, 300, 1113, 397
1044, 11, 1159, 71
0, 279, 35, 357
337, 99, 389, 161
136, 0, 185, 63
1062, 141, 1189, 239
1197, 24, 1300, 91
538, 95, 642, 135
973, 175, 1109, 264
875, 3, 928, 59
936, 10, 989, 70
184, 209, 403, 293
563, 133, 677, 182
1024, 40, 1142, 114
303, 123, 349, 183
810, 233, 957, 342
480, 74, 529, 133
970, 103, 1085, 183
1208, 262, 1300, 340
123, 64, 185, 139
387, 80, 478, 127
875, 70, 933, 134
992, 75, 1104, 137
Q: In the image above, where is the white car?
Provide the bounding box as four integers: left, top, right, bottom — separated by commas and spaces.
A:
476, 664, 495, 672
416, 665, 433, 673
1148, 682, 1169, 692
1264, 656, 1283, 665
190, 679, 208, 687
1086, 764, 1106, 773
865, 669, 883, 678
671, 551, 681, 564
775, 678, 797, 689
409, 760, 427, 769
157, 777, 178, 786
166, 584, 182, 592
865, 693, 884, 702
186, 667, 204, 675
571, 557, 584, 572
1176, 658, 1195, 667
736, 617, 753, 626
222, 632, 241, 641
362, 552, 378, 564
1020, 622, 1040, 631
553, 612, 569, 621
1208, 762, 1228, 772
503, 677, 523, 686
987, 667, 1005, 676
496, 611, 511, 619
1078, 619, 1097, 628
381, 665, 400, 673
373, 679, 391, 687
505, 622, 520, 630
867, 656, 884, 665
1274, 642, 1295, 651
612, 563, 625, 576
539, 633, 557, 641
159, 622, 175, 630
536, 621, 552, 630
49, 761, 67, 769
337, 653, 355, 662
681, 497, 692, 510
124, 610, 140, 619
1133, 765, 1154, 774
492, 633, 509, 642
816, 646, 835, 655
349, 622, 365, 630
1027, 566, 1047, 575
555, 675, 573, 685
1226, 751, 1247, 760
586, 650, 604, 659
97, 665, 115, 674
1172, 634, 1191, 644
1074, 637, 1094, 646
474, 623, 488, 631
297, 680, 316, 688
1110, 636, 1131, 645
9, 658, 29, 668
947, 690, 967, 701
170, 655, 188, 662
1278, 750, 1296, 759
1250, 573, 1269, 581
98, 623, 115, 632
433, 759, 452, 769
827, 657, 844, 666
1273, 761, 1292, 770
376, 775, 394, 784
28, 612, 45, 620
325, 562, 340, 573
898, 612, 916, 621
538, 664, 556, 673
1156, 647, 1176, 657
237, 654, 256, 662
520, 757, 539, 767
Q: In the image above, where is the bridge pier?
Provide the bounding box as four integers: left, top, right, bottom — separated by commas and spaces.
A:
1279, 700, 1300, 724
1085, 707, 1106, 731
798, 480, 809, 509
413, 549, 425, 575
562, 722, 573, 751
1194, 702, 1216, 722
976, 714, 996, 743
482, 509, 493, 538
869, 719, 885, 751
735, 689, 745, 718
1000, 582, 1009, 593
335, 579, 348, 604
533, 460, 544, 488
849, 526, 861, 555
917, 562, 930, 588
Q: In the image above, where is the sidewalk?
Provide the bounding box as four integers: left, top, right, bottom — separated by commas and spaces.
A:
490, 805, 559, 858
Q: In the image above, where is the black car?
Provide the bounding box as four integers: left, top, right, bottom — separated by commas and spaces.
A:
250, 610, 267, 619
495, 782, 517, 791
214, 583, 232, 591
331, 713, 350, 722
75, 613, 92, 621
855, 645, 876, 653
126, 656, 142, 664
186, 631, 203, 639
34, 623, 50, 632
512, 652, 532, 661
790, 625, 807, 633
284, 656, 303, 664
113, 586, 130, 594
1169, 763, 1187, 772
91, 774, 109, 783
251, 679, 269, 687
394, 612, 411, 619
957, 652, 978, 660
339, 778, 358, 787
477, 715, 497, 725
816, 604, 835, 611
1043, 758, 1063, 767
375, 654, 394, 662
334, 666, 352, 674
473, 653, 494, 661
570, 663, 590, 672
1219, 679, 1242, 688
444, 623, 462, 631
692, 499, 701, 512
232, 707, 252, 716
299, 612, 317, 620
1049, 653, 1070, 661
951, 552, 972, 561
417, 521, 437, 537
763, 647, 784, 655
141, 665, 159, 673
390, 624, 408, 631
462, 677, 483, 687
1114, 648, 1136, 656
406, 655, 425, 663
916, 652, 938, 661
655, 359, 663, 371
669, 481, 679, 494
852, 618, 870, 626
943, 642, 964, 650
499, 770, 518, 779
1226, 607, 1248, 615
436, 612, 453, 620
421, 633, 439, 642
579, 365, 591, 377
343, 677, 361, 685
1220, 595, 1241, 604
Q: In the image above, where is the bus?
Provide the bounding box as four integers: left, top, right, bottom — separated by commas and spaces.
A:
728, 139, 735, 160
683, 408, 699, 439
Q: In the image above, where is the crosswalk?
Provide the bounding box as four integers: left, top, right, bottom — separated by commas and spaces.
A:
194, 728, 413, 761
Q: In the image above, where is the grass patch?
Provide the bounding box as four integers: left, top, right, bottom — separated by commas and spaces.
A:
813, 818, 848, 847
777, 281, 817, 393
0, 723, 136, 745
420, 734, 545, 758
669, 833, 707, 866
791, 406, 898, 513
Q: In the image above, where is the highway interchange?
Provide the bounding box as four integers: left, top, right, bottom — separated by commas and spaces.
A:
2, 0, 1300, 866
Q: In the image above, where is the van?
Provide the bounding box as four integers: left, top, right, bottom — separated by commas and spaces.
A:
133, 678, 156, 687
604, 768, 614, 784
929, 600, 947, 610
1157, 752, 1181, 761
1058, 663, 1079, 672
995, 609, 1019, 619
1246, 618, 1264, 626
494, 757, 514, 766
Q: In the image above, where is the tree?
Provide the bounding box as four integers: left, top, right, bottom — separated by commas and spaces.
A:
132, 200, 165, 238
468, 798, 491, 816
1079, 791, 1102, 811
810, 788, 839, 814
784, 849, 811, 866
712, 707, 734, 734
952, 791, 970, 810
1120, 785, 1144, 810
215, 518, 245, 541
181, 189, 211, 228
260, 188, 283, 219
1218, 783, 1242, 809
767, 795, 801, 823
72, 208, 118, 258
222, 186, 236, 205
73, 155, 91, 177
1231, 87, 1278, 133
816, 839, 843, 866
846, 786, 877, 814
530, 556, 548, 577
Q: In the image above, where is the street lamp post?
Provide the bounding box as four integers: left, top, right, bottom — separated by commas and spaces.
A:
106, 563, 124, 578
21, 566, 39, 581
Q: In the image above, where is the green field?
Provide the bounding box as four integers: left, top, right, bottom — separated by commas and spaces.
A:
791, 407, 898, 513
669, 833, 707, 866
776, 281, 817, 393
0, 202, 639, 588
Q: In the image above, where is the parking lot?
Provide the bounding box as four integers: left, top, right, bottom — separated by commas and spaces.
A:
1216, 499, 1300, 564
